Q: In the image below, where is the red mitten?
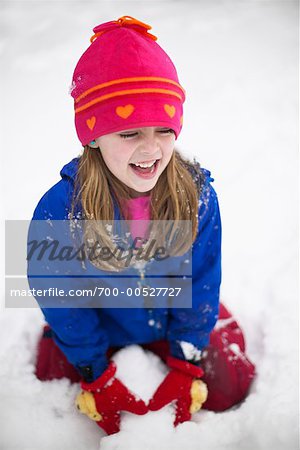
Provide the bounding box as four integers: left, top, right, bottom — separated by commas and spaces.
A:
76, 361, 148, 434
148, 356, 208, 426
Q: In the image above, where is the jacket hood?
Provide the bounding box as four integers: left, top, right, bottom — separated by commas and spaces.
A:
60, 157, 80, 181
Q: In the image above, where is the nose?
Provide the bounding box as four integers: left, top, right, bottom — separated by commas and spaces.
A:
139, 134, 160, 156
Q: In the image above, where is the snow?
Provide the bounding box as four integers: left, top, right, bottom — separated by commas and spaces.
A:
179, 341, 202, 361
1, 1, 298, 449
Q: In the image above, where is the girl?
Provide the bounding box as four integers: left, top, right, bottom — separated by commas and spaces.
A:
28, 16, 255, 436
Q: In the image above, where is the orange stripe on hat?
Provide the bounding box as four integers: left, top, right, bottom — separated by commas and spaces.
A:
75, 77, 186, 103
75, 88, 183, 114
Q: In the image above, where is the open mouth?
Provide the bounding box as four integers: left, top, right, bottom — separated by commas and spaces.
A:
129, 159, 160, 177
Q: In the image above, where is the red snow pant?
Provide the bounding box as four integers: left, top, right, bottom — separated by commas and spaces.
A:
35, 303, 256, 412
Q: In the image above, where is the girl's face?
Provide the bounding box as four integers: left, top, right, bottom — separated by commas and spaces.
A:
93, 126, 176, 195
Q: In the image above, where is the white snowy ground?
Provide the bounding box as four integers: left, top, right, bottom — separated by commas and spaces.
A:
1, 1, 298, 449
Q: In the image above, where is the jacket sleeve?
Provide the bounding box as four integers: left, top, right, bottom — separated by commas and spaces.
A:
167, 170, 222, 362
27, 184, 109, 382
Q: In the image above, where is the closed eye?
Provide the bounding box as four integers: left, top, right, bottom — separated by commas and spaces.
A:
158, 129, 175, 135
119, 132, 138, 139
119, 129, 175, 139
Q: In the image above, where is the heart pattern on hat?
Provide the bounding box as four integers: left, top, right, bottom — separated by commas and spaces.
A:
86, 116, 96, 131
116, 105, 135, 119
164, 104, 176, 118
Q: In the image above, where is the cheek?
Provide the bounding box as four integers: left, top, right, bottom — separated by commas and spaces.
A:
98, 137, 130, 173
104, 157, 125, 174
162, 143, 175, 165
101, 150, 129, 176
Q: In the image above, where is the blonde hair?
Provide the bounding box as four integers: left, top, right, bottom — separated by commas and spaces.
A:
70, 146, 204, 271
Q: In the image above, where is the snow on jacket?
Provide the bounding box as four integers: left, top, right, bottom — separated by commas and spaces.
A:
27, 158, 222, 381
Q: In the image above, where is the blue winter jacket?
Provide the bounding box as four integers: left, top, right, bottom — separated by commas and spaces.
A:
27, 157, 222, 381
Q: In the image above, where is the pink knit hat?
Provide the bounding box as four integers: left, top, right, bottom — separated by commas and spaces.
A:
70, 16, 186, 146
